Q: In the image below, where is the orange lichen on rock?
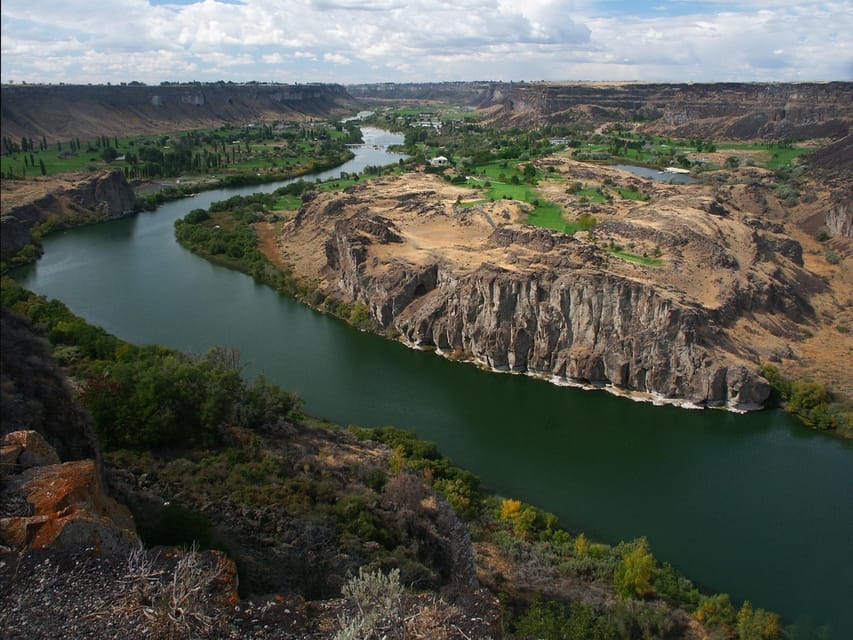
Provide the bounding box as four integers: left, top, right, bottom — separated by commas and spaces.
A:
0, 430, 137, 555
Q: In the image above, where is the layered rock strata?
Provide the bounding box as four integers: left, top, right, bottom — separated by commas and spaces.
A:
476, 82, 853, 140
274, 172, 816, 410
0, 169, 137, 260
0, 83, 356, 142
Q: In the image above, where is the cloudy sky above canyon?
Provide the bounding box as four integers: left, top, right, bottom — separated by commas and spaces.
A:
1, 0, 851, 85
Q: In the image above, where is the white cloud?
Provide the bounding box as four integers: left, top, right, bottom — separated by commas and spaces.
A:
323, 52, 350, 64
0, 0, 850, 84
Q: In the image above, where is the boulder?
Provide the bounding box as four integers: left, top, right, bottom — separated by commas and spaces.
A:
0, 431, 137, 555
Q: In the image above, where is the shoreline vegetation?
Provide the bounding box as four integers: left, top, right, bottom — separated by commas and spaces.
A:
2, 107, 849, 635
4, 112, 849, 436
171, 181, 851, 438
0, 121, 361, 271
1, 275, 795, 639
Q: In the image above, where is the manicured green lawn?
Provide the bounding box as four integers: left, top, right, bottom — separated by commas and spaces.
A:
462, 161, 588, 235
767, 147, 811, 169
715, 143, 811, 169
472, 161, 525, 182
526, 203, 578, 234
316, 178, 359, 192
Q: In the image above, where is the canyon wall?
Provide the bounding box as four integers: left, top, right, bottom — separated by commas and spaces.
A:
0, 169, 137, 260
1, 83, 357, 143
474, 82, 853, 140
302, 186, 774, 410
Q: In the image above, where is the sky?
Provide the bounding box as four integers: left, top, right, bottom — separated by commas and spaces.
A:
1, 0, 851, 85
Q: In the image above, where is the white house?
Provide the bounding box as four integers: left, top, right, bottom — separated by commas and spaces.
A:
429, 156, 449, 168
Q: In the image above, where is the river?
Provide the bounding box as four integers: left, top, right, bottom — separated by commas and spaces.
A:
11, 127, 853, 638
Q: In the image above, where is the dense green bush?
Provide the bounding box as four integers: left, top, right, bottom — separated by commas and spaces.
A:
514, 598, 604, 640
349, 426, 482, 519
761, 364, 848, 432
1, 277, 299, 450
81, 348, 244, 449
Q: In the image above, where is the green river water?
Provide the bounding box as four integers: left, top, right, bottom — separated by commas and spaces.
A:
12, 128, 853, 638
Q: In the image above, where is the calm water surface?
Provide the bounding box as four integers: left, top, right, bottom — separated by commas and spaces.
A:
13, 129, 852, 638
613, 163, 697, 183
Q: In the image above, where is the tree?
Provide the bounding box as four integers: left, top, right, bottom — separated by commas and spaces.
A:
614, 538, 656, 598
574, 532, 589, 556
39, 159, 47, 176
500, 498, 522, 520
695, 593, 735, 628
737, 601, 781, 640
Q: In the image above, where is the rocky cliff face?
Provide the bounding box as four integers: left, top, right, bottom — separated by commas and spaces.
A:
826, 198, 853, 239
1, 308, 99, 461
278, 172, 798, 410
477, 82, 853, 140
325, 221, 769, 409
0, 169, 136, 260
805, 135, 853, 239
1, 83, 357, 143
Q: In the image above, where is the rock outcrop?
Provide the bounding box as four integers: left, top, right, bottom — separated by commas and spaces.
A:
805, 135, 853, 240
0, 169, 136, 260
474, 82, 853, 140
276, 172, 801, 411
328, 225, 769, 409
826, 198, 853, 239
0, 431, 137, 555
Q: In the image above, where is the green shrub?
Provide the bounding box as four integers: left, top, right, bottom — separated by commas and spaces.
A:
737, 600, 782, 640
614, 538, 656, 599
515, 598, 602, 640
761, 364, 847, 431
695, 593, 736, 628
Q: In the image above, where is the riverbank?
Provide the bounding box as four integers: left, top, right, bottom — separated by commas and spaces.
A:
191, 166, 851, 434
0, 143, 356, 272
9, 132, 853, 637
1, 276, 785, 639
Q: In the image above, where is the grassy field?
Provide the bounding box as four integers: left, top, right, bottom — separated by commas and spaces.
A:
471, 160, 527, 182
576, 187, 607, 203
615, 187, 646, 201
271, 195, 303, 210
526, 203, 579, 234
714, 142, 811, 169
462, 162, 582, 234
607, 250, 663, 266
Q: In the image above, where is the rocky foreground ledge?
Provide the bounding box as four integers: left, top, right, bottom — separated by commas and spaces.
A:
272, 167, 845, 411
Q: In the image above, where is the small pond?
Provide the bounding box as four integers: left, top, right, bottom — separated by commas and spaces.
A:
613, 163, 697, 184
